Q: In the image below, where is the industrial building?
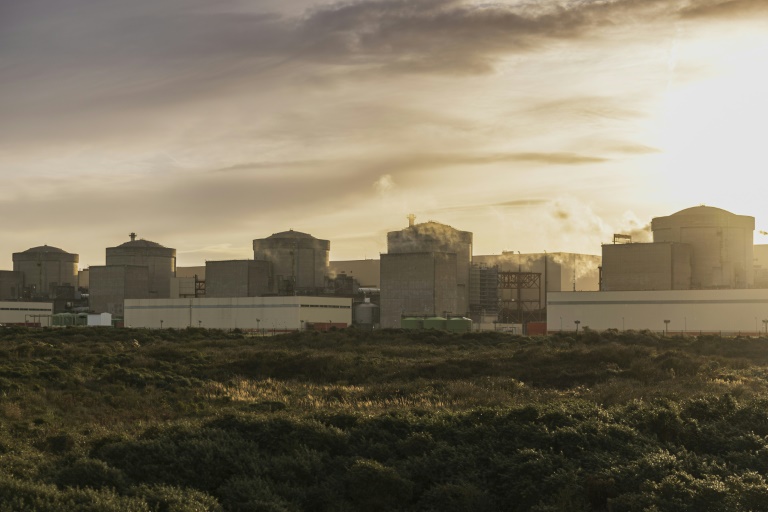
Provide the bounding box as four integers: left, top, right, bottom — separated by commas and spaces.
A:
602, 206, 755, 291
545, 205, 768, 335
469, 264, 499, 317
0, 301, 53, 326
0, 271, 23, 301
105, 233, 176, 298
753, 245, 768, 288
89, 234, 176, 315
253, 230, 330, 295
205, 260, 273, 298
329, 259, 380, 288
548, 289, 768, 336
124, 296, 351, 331
380, 217, 472, 328
88, 265, 150, 316
12, 245, 79, 300
472, 252, 601, 325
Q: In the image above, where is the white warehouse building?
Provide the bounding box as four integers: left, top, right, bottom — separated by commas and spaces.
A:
124, 296, 352, 331
548, 290, 768, 336
0, 301, 53, 326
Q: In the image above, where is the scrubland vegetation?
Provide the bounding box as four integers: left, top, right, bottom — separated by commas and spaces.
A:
2, 326, 768, 510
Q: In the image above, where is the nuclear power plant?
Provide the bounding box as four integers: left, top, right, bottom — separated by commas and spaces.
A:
12, 245, 79, 300
551, 205, 768, 335
89, 234, 177, 317
380, 218, 473, 328
1, 204, 768, 334
601, 206, 755, 291
253, 230, 330, 295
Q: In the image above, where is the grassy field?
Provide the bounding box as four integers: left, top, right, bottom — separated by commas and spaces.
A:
2, 326, 768, 510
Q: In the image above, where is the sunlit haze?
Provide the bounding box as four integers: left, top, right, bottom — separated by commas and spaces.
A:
2, 0, 768, 268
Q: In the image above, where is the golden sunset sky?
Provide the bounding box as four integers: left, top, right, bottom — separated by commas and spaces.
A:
2, 0, 768, 268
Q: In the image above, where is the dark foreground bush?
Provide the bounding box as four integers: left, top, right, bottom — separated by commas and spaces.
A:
1, 328, 768, 510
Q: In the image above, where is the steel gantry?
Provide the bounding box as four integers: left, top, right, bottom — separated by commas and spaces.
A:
497, 271, 544, 324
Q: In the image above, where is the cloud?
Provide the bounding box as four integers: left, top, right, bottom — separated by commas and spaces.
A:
680, 0, 768, 19
430, 199, 548, 213
0, 0, 748, 149
373, 174, 396, 195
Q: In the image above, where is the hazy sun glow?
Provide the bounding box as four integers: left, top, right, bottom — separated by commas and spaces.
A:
657, 30, 768, 219
3, 1, 768, 265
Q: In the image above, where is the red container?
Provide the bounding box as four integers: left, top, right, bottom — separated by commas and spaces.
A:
526, 322, 547, 335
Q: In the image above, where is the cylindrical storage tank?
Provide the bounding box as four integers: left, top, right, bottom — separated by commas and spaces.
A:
253, 230, 330, 294
447, 317, 472, 333
106, 235, 176, 298
423, 316, 447, 330
354, 302, 379, 325
651, 206, 754, 289
12, 245, 79, 299
401, 317, 423, 330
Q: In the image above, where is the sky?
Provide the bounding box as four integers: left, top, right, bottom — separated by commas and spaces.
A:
2, 0, 768, 269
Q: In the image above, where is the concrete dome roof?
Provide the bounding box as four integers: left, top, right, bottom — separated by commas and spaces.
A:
117, 239, 166, 248
670, 205, 737, 217
21, 245, 70, 254
267, 230, 315, 239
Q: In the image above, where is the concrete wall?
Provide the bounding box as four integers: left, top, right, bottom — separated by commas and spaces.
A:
89, 265, 150, 316
380, 252, 458, 328
0, 271, 24, 300
205, 260, 273, 298
0, 301, 53, 325
601, 243, 691, 291
548, 289, 768, 335
78, 268, 89, 290
170, 277, 196, 298
329, 259, 380, 287
124, 296, 352, 330
387, 222, 472, 315
754, 245, 768, 288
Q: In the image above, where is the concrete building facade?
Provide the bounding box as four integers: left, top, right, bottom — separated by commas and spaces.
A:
89, 265, 150, 316
387, 221, 472, 312
0, 271, 24, 300
105, 235, 176, 298
380, 252, 458, 328
755, 245, 768, 288
601, 243, 692, 291
380, 221, 472, 328
253, 230, 330, 294
0, 301, 53, 326
12, 245, 79, 299
548, 289, 768, 335
205, 260, 273, 298
603, 206, 755, 292
652, 206, 754, 289
124, 296, 352, 330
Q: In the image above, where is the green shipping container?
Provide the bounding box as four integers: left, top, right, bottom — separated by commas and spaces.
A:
423, 317, 447, 330
447, 317, 472, 333
401, 317, 423, 330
